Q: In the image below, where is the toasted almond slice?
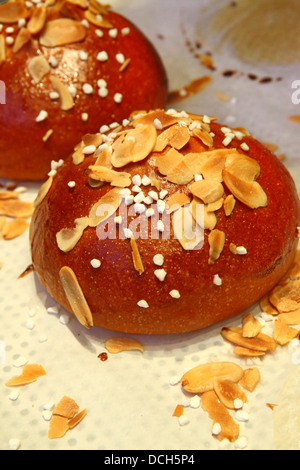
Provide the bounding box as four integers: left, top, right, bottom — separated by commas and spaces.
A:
189, 197, 217, 230
13, 27, 31, 53
49, 75, 74, 111
130, 237, 144, 275
155, 148, 183, 176
180, 362, 244, 394
233, 346, 266, 357
201, 390, 240, 443
273, 319, 299, 346
27, 4, 47, 34
104, 337, 144, 354
172, 404, 184, 418
1, 218, 28, 240
87, 166, 131, 188
28, 55, 50, 84
208, 229, 225, 265
0, 34, 5, 66
206, 197, 223, 213
0, 190, 19, 200
84, 9, 113, 27
39, 19, 87, 47
242, 312, 262, 338
166, 192, 190, 214
88, 187, 121, 226
221, 326, 277, 351
83, 133, 103, 147
225, 153, 261, 180
278, 308, 300, 325
5, 364, 46, 387
59, 266, 94, 329
239, 368, 261, 392
260, 293, 279, 316
192, 127, 213, 147
0, 200, 34, 218
133, 110, 179, 129
68, 409, 87, 429
56, 217, 89, 252
223, 169, 267, 209
48, 415, 69, 439
111, 125, 157, 168
0, 1, 30, 23
0, 216, 6, 233
33, 176, 53, 208
167, 160, 194, 185
223, 194, 236, 216
172, 205, 204, 251
183, 152, 208, 175
213, 377, 246, 410
188, 179, 224, 204
154, 123, 189, 152
269, 280, 300, 313
53, 396, 79, 419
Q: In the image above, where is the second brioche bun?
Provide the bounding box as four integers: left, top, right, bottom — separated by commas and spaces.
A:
30, 109, 300, 334
0, 0, 168, 181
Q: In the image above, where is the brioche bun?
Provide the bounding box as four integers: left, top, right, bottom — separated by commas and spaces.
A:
0, 0, 168, 181
30, 109, 300, 334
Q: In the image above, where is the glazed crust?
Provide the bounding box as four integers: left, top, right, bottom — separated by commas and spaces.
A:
0, 2, 168, 181
30, 113, 300, 335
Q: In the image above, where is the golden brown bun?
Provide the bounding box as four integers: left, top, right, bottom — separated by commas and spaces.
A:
0, 0, 168, 181
30, 110, 300, 334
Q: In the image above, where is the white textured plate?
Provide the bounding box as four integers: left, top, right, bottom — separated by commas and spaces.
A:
1, 0, 300, 451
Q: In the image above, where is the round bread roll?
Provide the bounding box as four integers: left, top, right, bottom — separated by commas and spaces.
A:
30, 109, 300, 334
0, 0, 168, 181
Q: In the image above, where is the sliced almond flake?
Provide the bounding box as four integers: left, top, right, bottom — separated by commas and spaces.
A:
104, 337, 144, 354
53, 396, 79, 419
189, 179, 224, 204
172, 404, 184, 418
56, 217, 89, 252
42, 129, 53, 142
59, 266, 94, 329
49, 75, 74, 111
28, 55, 50, 84
0, 190, 19, 200
269, 280, 300, 313
39, 19, 87, 47
132, 110, 179, 129
68, 409, 87, 429
166, 192, 190, 214
88, 187, 121, 227
72, 145, 85, 165
89, 0, 111, 15
205, 197, 223, 213
87, 165, 131, 188
259, 293, 279, 316
192, 127, 213, 147
48, 415, 69, 439
156, 123, 190, 152
5, 364, 46, 387
182, 152, 208, 175
208, 229, 225, 265
213, 377, 246, 410
13, 27, 31, 53
221, 326, 277, 352
155, 148, 183, 176
1, 218, 28, 240
0, 216, 6, 233
223, 194, 236, 216
278, 309, 300, 325
84, 9, 113, 28
172, 205, 204, 251
111, 125, 157, 168
130, 237, 144, 275
27, 4, 47, 35
189, 197, 217, 230
201, 390, 240, 443
233, 346, 265, 358
83, 133, 103, 147
167, 160, 194, 185
33, 176, 53, 208
239, 368, 261, 392
0, 34, 5, 66
180, 362, 244, 394
242, 312, 262, 338
0, 199, 34, 218
273, 319, 299, 346
0, 1, 30, 24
